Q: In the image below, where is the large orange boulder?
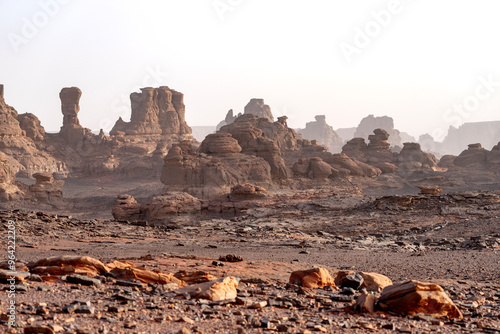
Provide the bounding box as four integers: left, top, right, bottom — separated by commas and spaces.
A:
289, 268, 335, 289
377, 280, 463, 319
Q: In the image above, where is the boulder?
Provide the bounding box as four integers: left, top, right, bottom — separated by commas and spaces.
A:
28, 172, 64, 203
161, 142, 272, 199
377, 280, 463, 319
17, 113, 45, 143
289, 268, 335, 289
145, 192, 202, 222
176, 277, 239, 301
112, 194, 143, 221
0, 152, 22, 201
335, 271, 392, 292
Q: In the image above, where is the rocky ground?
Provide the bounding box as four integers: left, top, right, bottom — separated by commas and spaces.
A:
1, 190, 500, 333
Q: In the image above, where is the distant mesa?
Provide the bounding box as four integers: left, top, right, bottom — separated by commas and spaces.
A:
352, 114, 415, 149
441, 121, 500, 156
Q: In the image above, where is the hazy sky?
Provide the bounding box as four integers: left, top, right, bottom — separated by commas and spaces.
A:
1, 0, 500, 141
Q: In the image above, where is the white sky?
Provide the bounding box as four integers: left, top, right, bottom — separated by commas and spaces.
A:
1, 0, 500, 141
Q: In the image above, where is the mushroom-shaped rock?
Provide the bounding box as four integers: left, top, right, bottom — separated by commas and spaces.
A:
377, 280, 463, 319
112, 194, 143, 221
289, 268, 335, 289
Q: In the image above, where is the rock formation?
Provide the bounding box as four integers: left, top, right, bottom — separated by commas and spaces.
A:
110, 86, 192, 138
297, 115, 343, 153
243, 99, 274, 121
161, 138, 272, 199
0, 84, 68, 178
342, 129, 437, 174
396, 142, 438, 172
0, 152, 22, 201
59, 87, 85, 146
28, 172, 64, 204
218, 115, 292, 179
353, 115, 414, 148
453, 143, 488, 167
442, 121, 500, 155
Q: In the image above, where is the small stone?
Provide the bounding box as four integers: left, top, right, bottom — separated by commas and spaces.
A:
66, 274, 101, 287
23, 326, 55, 334
178, 328, 191, 334
250, 300, 268, 309
177, 316, 195, 324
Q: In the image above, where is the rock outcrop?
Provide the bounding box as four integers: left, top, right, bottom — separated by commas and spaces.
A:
59, 87, 84, 146
161, 138, 272, 199
453, 143, 488, 167
354, 115, 407, 147
243, 99, 274, 121
0, 84, 68, 177
28, 172, 64, 204
342, 129, 437, 174
110, 86, 192, 138
396, 143, 438, 172
0, 152, 22, 201
297, 115, 343, 153
442, 121, 500, 155
218, 114, 292, 179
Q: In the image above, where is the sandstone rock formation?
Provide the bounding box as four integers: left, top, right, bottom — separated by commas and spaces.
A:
354, 115, 408, 147
28, 172, 64, 204
442, 121, 500, 155
176, 277, 239, 301
110, 86, 192, 138
289, 268, 335, 289
297, 115, 343, 153
161, 139, 272, 199
377, 280, 463, 319
112, 194, 143, 222
59, 87, 85, 146
396, 142, 437, 172
243, 99, 274, 121
218, 115, 292, 179
145, 193, 202, 222
454, 143, 488, 167
17, 113, 45, 143
0, 152, 22, 201
0, 84, 68, 178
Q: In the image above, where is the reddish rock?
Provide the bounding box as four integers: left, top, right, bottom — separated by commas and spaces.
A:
297, 115, 343, 153
0, 152, 22, 201
289, 268, 335, 289
199, 133, 242, 154
244, 98, 274, 121
397, 142, 437, 171
176, 277, 239, 301
112, 194, 143, 221
377, 280, 463, 319
230, 183, 267, 200
145, 192, 202, 222
110, 86, 191, 137
17, 113, 45, 143
28, 172, 64, 204
59, 87, 84, 146
454, 143, 488, 167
